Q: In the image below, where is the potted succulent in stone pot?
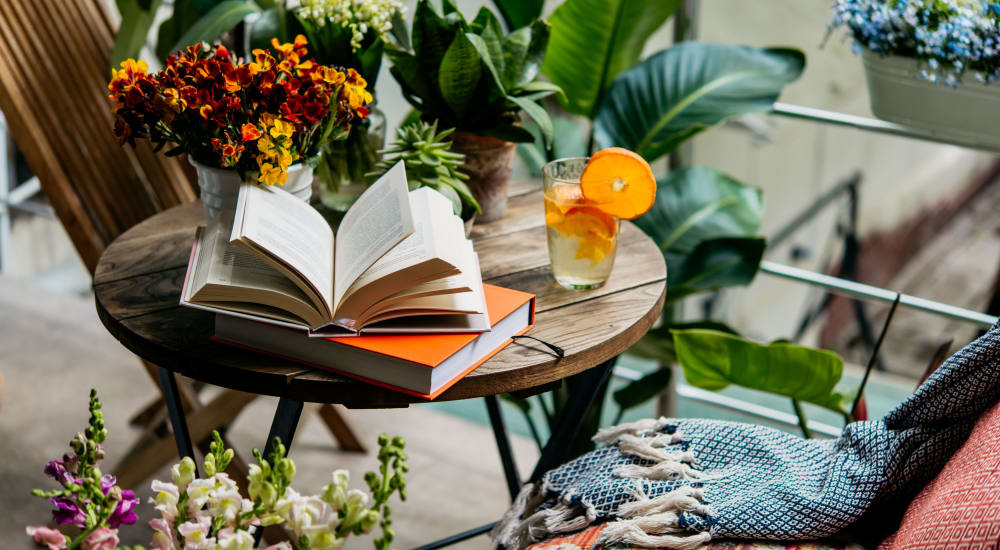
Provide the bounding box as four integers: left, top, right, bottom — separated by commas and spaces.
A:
368, 120, 481, 235
387, 0, 562, 222
830, 0, 1000, 148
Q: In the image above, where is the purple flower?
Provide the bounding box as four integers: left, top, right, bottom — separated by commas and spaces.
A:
44, 460, 73, 485
99, 474, 116, 496
108, 489, 139, 528
50, 496, 85, 527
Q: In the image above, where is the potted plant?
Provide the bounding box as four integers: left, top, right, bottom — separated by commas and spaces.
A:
368, 120, 481, 234
830, 0, 1000, 146
287, 0, 407, 211
386, 0, 563, 222
108, 38, 372, 220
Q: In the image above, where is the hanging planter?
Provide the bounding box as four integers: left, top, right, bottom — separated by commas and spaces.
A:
862, 51, 1000, 148
832, 0, 1000, 147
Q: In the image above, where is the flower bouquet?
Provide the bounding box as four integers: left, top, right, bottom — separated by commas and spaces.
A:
830, 0, 1000, 145
108, 36, 372, 219
293, 0, 406, 212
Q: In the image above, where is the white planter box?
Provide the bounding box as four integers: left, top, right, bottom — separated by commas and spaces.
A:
191, 158, 314, 221
863, 51, 1000, 149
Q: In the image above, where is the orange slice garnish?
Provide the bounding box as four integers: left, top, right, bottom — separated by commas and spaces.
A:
579, 147, 656, 220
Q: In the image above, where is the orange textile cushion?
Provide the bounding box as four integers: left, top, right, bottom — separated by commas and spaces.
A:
879, 399, 1000, 549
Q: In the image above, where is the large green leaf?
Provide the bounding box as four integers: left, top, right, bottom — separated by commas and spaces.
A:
438, 33, 482, 119
501, 20, 549, 89
492, 0, 544, 31
671, 236, 765, 294
672, 329, 849, 413
111, 0, 163, 67
542, 0, 682, 118
634, 166, 763, 289
167, 0, 261, 57
412, 0, 458, 84
594, 43, 805, 162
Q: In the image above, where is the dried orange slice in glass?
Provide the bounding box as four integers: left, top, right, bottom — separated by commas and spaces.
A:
579, 147, 656, 220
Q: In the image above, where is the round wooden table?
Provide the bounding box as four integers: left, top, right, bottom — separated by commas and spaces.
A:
93, 181, 667, 408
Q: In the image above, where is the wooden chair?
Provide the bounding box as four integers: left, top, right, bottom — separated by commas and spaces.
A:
0, 0, 364, 491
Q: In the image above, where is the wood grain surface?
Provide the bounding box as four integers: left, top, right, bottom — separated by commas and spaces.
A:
94, 183, 666, 407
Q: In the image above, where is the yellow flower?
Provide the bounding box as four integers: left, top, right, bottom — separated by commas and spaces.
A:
343, 84, 373, 110
257, 135, 281, 158
258, 163, 287, 186
163, 88, 187, 111
269, 119, 295, 140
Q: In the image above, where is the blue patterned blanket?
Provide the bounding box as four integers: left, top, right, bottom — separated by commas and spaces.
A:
492, 324, 1000, 549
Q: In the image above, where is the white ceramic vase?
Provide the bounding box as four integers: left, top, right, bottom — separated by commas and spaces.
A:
191, 158, 314, 220
863, 51, 1000, 149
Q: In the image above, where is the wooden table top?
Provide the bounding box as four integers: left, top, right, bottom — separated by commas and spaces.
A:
93, 180, 666, 408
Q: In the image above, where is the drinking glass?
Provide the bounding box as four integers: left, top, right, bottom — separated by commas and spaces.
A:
543, 157, 619, 290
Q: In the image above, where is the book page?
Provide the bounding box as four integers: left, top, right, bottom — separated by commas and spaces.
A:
233, 183, 335, 317
333, 162, 414, 307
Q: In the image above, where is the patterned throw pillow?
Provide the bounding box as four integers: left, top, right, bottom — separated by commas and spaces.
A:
525, 524, 860, 550
879, 400, 1000, 549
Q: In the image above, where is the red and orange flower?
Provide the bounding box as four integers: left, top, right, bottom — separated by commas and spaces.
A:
108, 37, 370, 186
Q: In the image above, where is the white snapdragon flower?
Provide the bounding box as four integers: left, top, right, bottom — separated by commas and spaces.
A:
216, 527, 256, 550
298, 0, 406, 51
150, 480, 180, 522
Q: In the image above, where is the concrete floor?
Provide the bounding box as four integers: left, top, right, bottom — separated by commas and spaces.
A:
0, 277, 537, 549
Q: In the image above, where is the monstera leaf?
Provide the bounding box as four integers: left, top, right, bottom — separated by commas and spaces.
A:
672, 329, 850, 414
634, 166, 764, 294
542, 0, 682, 118
594, 43, 805, 162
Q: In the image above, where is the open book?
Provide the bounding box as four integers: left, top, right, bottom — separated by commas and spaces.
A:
180, 163, 489, 335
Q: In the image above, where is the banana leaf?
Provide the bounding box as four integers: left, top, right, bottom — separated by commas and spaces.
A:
542, 0, 682, 118
111, 0, 163, 66
594, 43, 805, 162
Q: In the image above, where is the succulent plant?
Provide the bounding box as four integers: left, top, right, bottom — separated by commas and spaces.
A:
368, 120, 481, 217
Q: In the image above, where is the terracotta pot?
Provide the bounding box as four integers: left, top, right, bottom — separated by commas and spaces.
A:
449, 132, 517, 223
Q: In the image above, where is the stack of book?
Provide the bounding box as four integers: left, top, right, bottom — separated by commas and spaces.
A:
180, 163, 535, 399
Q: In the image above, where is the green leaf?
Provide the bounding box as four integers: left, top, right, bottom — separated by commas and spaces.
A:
517, 115, 588, 176
470, 6, 504, 38
492, 0, 544, 31
629, 320, 738, 361
672, 236, 765, 292
508, 96, 552, 146
111, 0, 163, 67
390, 8, 411, 50
542, 0, 682, 118
672, 329, 849, 413
612, 367, 672, 413
156, 0, 212, 60
168, 1, 261, 57
482, 124, 535, 143
512, 80, 566, 103
465, 33, 506, 96
594, 43, 805, 162
634, 166, 764, 292
413, 0, 456, 83
441, 177, 482, 213
636, 166, 762, 253
250, 6, 304, 52
432, 182, 463, 215
438, 33, 482, 119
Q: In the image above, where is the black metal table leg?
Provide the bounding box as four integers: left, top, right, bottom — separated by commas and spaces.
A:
529, 357, 615, 481
485, 395, 521, 500
411, 357, 617, 549
263, 397, 304, 458
158, 367, 197, 473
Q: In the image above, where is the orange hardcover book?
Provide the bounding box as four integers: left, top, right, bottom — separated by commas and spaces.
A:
212, 284, 536, 399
